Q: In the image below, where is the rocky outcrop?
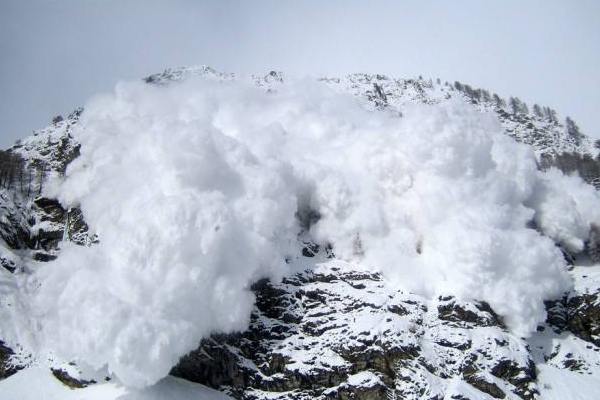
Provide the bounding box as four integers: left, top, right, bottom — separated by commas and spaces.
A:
11, 107, 81, 175
546, 290, 600, 348
172, 261, 538, 400
566, 293, 600, 347
31, 197, 91, 250
0, 194, 92, 266
50, 368, 95, 389
0, 341, 20, 380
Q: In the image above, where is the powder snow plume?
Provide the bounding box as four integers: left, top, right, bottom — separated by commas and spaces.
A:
19, 75, 599, 387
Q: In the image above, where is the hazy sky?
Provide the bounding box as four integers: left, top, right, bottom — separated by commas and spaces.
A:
1, 0, 599, 148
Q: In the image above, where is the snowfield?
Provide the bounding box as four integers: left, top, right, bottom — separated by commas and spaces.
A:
0, 70, 599, 395
0, 365, 233, 400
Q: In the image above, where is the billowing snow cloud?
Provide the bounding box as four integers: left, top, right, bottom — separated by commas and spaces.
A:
26, 75, 599, 387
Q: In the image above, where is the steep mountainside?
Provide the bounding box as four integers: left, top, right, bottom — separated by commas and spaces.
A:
0, 67, 599, 400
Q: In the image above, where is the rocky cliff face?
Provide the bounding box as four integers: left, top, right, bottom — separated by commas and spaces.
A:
172, 259, 541, 400
0, 68, 599, 399
0, 107, 88, 272
168, 253, 600, 400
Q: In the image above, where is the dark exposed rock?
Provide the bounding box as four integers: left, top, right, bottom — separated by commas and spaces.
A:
491, 359, 538, 400
437, 298, 505, 328
51, 368, 95, 389
566, 293, 600, 347
32, 251, 57, 262
301, 242, 320, 258
546, 291, 600, 348
0, 341, 21, 380
544, 297, 568, 331
32, 196, 92, 251
463, 372, 505, 399
386, 304, 409, 316
31, 199, 64, 250
0, 257, 17, 273
562, 358, 585, 371
335, 372, 388, 400
435, 339, 472, 351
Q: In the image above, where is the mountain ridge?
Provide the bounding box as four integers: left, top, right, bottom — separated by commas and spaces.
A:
0, 67, 598, 400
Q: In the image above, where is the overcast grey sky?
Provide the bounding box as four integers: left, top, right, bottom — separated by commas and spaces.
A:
1, 0, 599, 148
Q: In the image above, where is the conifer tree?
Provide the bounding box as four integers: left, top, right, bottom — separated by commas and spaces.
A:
509, 97, 521, 114
492, 94, 506, 108
481, 90, 491, 103
566, 116, 582, 140
544, 107, 558, 123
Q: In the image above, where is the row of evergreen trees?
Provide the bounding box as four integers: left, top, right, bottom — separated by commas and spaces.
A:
539, 151, 600, 190
0, 150, 48, 198
451, 81, 582, 138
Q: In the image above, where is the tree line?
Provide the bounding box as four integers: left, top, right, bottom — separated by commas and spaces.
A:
452, 81, 582, 139
539, 151, 600, 190
0, 150, 48, 198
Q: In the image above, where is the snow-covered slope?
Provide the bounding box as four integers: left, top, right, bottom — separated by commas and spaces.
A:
144, 67, 599, 159
0, 67, 599, 400
0, 365, 233, 400
320, 73, 598, 159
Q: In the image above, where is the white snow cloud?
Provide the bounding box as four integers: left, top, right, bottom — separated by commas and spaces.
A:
21, 75, 599, 387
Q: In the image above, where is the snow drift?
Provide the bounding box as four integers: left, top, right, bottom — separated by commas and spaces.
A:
20, 75, 599, 387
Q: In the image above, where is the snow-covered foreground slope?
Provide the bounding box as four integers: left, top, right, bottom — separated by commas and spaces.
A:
537, 364, 600, 400
0, 67, 599, 399
0, 365, 233, 400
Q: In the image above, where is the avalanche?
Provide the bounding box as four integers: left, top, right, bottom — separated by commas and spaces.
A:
9, 74, 599, 387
